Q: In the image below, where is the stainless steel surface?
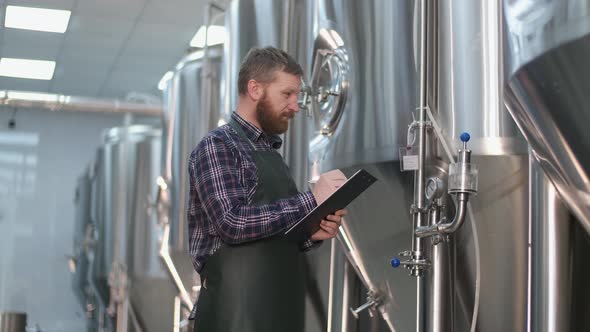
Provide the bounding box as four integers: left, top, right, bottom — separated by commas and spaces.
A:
161, 47, 224, 253
411, 0, 429, 279
303, 0, 532, 331
337, 163, 417, 332
92, 125, 162, 330
435, 1, 530, 331
328, 239, 360, 332
425, 207, 454, 332
529, 155, 572, 332
282, 0, 315, 191
308, 0, 417, 173
159, 46, 223, 322
454, 155, 529, 332
127, 132, 180, 332
306, 0, 419, 330
0, 312, 26, 332
570, 219, 590, 332
96, 125, 161, 283
0, 90, 161, 116
437, 0, 525, 156
503, 0, 590, 234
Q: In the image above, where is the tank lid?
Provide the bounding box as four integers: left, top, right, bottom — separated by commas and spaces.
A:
102, 125, 161, 143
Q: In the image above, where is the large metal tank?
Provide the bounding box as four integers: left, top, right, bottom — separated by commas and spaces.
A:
503, 0, 590, 330
435, 1, 530, 331
304, 1, 419, 331
503, 0, 590, 235
126, 129, 181, 332
302, 0, 532, 331
162, 47, 224, 254
92, 125, 164, 330
159, 47, 225, 318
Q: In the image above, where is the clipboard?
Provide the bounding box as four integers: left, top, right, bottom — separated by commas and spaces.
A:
284, 169, 377, 240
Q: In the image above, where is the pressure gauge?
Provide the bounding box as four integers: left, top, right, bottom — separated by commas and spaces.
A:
425, 177, 444, 201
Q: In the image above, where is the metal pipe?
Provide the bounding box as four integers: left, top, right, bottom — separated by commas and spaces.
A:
0, 90, 161, 116
411, 2, 431, 331
159, 223, 194, 310
529, 156, 572, 332
328, 238, 362, 332
426, 206, 454, 332
412, 0, 429, 259
415, 194, 469, 237
327, 238, 345, 332
342, 258, 360, 332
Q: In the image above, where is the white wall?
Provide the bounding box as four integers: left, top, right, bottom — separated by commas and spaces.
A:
0, 108, 159, 331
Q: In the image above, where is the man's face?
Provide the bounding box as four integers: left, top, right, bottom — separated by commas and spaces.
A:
255, 71, 301, 135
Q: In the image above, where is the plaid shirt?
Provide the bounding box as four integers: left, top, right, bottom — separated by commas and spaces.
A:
187, 112, 318, 273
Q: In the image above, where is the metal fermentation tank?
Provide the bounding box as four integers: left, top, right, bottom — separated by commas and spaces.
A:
503, 0, 590, 331
91, 125, 179, 331
159, 46, 225, 318
301, 0, 533, 331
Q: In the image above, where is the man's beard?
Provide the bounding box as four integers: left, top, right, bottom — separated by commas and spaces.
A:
255, 93, 290, 135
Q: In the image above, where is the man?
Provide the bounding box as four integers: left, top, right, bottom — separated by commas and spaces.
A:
187, 47, 347, 332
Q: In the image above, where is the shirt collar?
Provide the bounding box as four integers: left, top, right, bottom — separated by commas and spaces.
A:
231, 112, 283, 149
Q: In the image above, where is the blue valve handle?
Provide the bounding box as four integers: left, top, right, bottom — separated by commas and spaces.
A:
460, 132, 470, 142
390, 258, 401, 268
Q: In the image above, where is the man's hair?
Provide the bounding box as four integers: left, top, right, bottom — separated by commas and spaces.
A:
237, 46, 303, 95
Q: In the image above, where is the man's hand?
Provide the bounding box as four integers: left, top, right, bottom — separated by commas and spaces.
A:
312, 169, 347, 205
310, 209, 347, 241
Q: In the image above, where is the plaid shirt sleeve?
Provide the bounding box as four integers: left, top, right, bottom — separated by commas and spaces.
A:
191, 134, 318, 245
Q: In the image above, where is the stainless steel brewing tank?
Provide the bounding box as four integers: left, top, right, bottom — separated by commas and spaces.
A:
503, 0, 590, 234
436, 1, 530, 330
306, 1, 418, 330
92, 125, 161, 306
162, 47, 224, 254
127, 132, 179, 332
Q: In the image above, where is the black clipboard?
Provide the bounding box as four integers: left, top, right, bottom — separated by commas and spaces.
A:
284, 169, 377, 241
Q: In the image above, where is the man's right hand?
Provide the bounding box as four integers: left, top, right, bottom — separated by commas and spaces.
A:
311, 169, 347, 205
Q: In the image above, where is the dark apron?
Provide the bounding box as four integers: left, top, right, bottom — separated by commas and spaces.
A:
193, 119, 306, 332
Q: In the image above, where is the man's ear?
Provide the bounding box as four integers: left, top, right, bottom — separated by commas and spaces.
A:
247, 79, 264, 101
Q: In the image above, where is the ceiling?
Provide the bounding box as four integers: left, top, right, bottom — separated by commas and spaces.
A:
0, 0, 222, 99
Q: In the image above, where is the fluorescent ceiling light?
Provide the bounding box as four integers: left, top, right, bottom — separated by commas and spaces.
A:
190, 25, 226, 48
158, 71, 174, 91
5, 5, 71, 33
0, 58, 56, 80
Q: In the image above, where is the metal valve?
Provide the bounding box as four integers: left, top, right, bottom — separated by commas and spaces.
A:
298, 79, 313, 118
350, 292, 379, 319
317, 86, 340, 103
391, 250, 431, 276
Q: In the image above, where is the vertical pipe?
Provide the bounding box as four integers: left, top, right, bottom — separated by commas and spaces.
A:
529, 156, 572, 332
412, 0, 429, 261
341, 258, 360, 332
413, 0, 430, 331
327, 239, 344, 332
327, 239, 359, 332
426, 207, 454, 332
